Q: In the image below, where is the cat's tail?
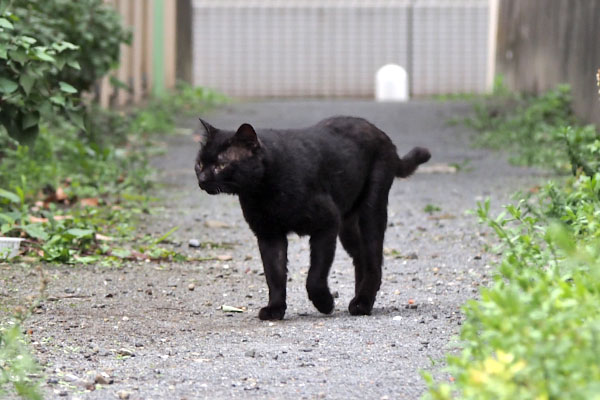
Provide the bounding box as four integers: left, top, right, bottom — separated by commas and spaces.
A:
396, 147, 431, 178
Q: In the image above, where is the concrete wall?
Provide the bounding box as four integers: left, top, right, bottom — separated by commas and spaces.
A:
496, 0, 600, 126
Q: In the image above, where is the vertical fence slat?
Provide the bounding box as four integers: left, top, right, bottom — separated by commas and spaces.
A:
99, 0, 115, 107
94, 0, 178, 108
132, 1, 144, 102
143, 0, 154, 96
117, 0, 131, 105
164, 0, 177, 89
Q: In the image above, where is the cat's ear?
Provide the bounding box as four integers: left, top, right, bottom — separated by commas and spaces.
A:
233, 123, 260, 149
199, 118, 216, 135
198, 118, 217, 145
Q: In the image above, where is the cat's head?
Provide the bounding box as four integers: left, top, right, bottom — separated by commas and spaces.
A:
195, 119, 265, 195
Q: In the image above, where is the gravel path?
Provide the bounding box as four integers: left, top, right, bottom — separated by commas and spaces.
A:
2, 100, 545, 399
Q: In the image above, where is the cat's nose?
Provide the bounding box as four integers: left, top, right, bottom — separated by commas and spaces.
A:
196, 169, 209, 186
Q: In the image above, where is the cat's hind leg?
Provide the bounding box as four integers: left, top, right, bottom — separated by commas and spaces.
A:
339, 214, 366, 299
257, 235, 288, 320
348, 164, 394, 316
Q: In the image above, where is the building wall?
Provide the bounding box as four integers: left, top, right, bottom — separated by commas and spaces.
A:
496, 0, 600, 125
192, 0, 493, 98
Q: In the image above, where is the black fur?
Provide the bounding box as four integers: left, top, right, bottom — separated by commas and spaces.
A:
195, 116, 431, 320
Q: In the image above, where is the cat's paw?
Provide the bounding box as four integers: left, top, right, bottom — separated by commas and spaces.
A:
258, 305, 286, 320
307, 285, 335, 314
310, 292, 334, 315
348, 296, 374, 316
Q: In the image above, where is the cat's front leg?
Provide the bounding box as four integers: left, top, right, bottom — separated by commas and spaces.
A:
257, 235, 288, 320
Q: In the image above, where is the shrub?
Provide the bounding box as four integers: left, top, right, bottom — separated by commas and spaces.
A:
465, 85, 585, 171
0, 2, 80, 143
9, 0, 130, 93
0, 324, 41, 400
424, 192, 600, 400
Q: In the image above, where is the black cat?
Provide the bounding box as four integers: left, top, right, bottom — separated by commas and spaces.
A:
195, 116, 431, 320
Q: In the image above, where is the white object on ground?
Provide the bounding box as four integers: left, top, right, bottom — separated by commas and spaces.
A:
375, 64, 409, 102
0, 238, 24, 260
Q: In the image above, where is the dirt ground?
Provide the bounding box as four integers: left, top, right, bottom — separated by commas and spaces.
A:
1, 100, 545, 399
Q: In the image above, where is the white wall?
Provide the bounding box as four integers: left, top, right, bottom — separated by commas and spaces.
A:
192, 0, 492, 98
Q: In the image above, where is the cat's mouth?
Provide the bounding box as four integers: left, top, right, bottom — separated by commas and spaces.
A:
200, 184, 221, 195
197, 180, 220, 195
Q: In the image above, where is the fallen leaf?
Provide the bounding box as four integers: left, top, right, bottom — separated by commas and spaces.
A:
221, 305, 244, 313
55, 187, 68, 201
204, 220, 230, 229
80, 198, 99, 207
95, 233, 114, 241
417, 163, 457, 174
428, 213, 456, 220
53, 215, 73, 221
217, 254, 233, 261
29, 216, 49, 223
130, 251, 149, 260
116, 348, 135, 357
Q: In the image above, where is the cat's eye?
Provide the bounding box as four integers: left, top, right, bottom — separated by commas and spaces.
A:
212, 163, 226, 174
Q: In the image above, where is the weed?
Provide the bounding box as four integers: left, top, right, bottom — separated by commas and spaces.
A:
463, 85, 592, 172
424, 204, 442, 214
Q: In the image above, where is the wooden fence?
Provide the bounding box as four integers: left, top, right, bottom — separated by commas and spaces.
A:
97, 0, 177, 108
496, 0, 600, 126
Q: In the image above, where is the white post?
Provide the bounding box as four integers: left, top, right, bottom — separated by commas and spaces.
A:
375, 64, 409, 102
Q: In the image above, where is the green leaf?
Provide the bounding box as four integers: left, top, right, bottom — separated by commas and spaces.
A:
49, 95, 65, 106
23, 224, 49, 241
67, 59, 81, 70
20, 36, 37, 45
8, 49, 27, 64
0, 213, 15, 224
22, 112, 39, 130
59, 81, 78, 94
19, 73, 35, 96
33, 47, 55, 63
0, 43, 7, 59
0, 17, 13, 29
0, 188, 20, 203
65, 228, 94, 238
0, 0, 9, 14
154, 226, 179, 244
67, 110, 85, 130
111, 248, 131, 258
0, 77, 18, 93
52, 41, 78, 52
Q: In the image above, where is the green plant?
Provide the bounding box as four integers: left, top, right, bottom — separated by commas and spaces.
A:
424, 81, 600, 399
130, 82, 229, 135
0, 84, 226, 264
0, 266, 46, 400
424, 204, 442, 214
0, 324, 42, 400
9, 0, 130, 93
465, 85, 581, 171
0, 1, 80, 143
424, 196, 600, 400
